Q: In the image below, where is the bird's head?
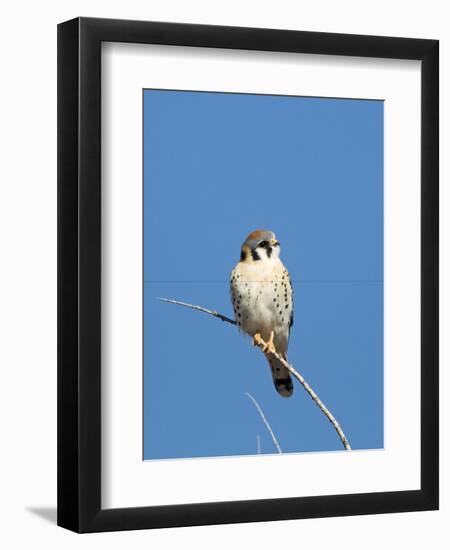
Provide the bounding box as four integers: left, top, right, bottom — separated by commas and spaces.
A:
239, 229, 280, 262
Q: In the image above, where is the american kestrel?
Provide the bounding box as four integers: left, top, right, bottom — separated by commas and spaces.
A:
230, 230, 294, 397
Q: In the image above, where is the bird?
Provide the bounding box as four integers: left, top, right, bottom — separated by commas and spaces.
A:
230, 229, 294, 397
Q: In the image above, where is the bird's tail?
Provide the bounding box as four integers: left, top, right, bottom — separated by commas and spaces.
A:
267, 354, 293, 397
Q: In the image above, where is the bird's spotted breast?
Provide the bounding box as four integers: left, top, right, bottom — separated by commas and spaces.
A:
229, 258, 293, 354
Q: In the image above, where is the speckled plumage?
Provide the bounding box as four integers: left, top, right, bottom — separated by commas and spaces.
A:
230, 230, 294, 397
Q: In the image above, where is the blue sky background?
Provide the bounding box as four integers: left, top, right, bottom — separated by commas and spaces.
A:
143, 89, 384, 459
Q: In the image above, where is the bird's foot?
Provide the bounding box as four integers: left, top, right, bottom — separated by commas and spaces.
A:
252, 333, 263, 347
253, 331, 277, 355
262, 331, 277, 355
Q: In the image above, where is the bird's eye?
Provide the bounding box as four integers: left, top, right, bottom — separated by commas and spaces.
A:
259, 240, 268, 248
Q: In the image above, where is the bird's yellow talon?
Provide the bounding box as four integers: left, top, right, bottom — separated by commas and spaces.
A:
262, 331, 277, 355
253, 331, 277, 355
253, 333, 263, 347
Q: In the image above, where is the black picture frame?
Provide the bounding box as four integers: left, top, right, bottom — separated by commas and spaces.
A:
57, 17, 439, 533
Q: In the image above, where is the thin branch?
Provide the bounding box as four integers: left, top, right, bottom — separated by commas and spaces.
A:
257, 434, 261, 455
157, 298, 236, 325
267, 347, 352, 451
245, 392, 282, 454
157, 297, 351, 451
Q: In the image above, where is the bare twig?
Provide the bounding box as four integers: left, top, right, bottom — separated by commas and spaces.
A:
257, 435, 261, 455
157, 297, 351, 450
157, 298, 236, 325
262, 344, 352, 451
245, 392, 282, 454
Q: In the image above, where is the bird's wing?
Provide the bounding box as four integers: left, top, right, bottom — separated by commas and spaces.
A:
288, 270, 294, 337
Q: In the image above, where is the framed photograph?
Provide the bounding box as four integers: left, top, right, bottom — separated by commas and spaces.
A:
57, 17, 439, 533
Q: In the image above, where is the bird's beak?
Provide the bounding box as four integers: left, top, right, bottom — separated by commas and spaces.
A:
271, 238, 279, 247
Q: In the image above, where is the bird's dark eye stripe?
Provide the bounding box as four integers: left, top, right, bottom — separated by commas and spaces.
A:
259, 240, 269, 248
251, 248, 261, 261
